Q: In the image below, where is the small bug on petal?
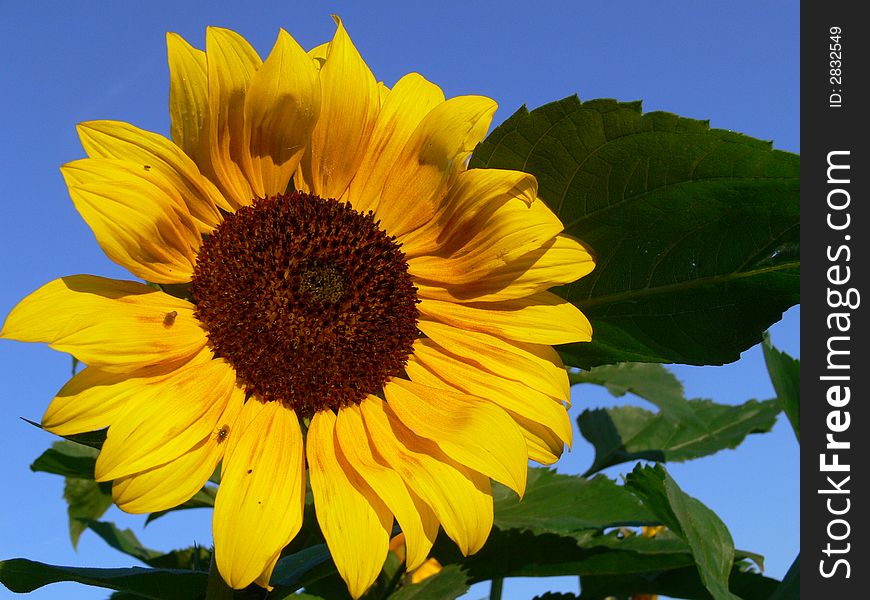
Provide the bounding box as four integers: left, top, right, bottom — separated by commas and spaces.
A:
216, 424, 230, 444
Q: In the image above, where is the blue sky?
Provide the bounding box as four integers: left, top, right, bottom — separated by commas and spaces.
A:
0, 1, 798, 599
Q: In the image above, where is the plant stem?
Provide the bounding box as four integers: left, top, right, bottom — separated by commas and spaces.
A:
205, 552, 234, 600
489, 577, 503, 600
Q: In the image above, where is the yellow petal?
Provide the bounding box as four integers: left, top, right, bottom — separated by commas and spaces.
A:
1, 276, 207, 371
254, 552, 281, 590
383, 378, 527, 495
94, 358, 239, 481
348, 73, 445, 214
300, 17, 380, 200
111, 382, 243, 513
309, 410, 393, 599
243, 29, 320, 197
418, 319, 570, 401
511, 415, 568, 465
409, 194, 590, 300
407, 191, 562, 275
420, 234, 595, 302
76, 120, 229, 230
335, 405, 439, 571
405, 343, 572, 459
41, 367, 140, 436
206, 27, 262, 207
42, 348, 208, 436
360, 395, 493, 555
61, 160, 200, 283
399, 168, 538, 258
65, 182, 195, 283
213, 400, 305, 589
166, 33, 210, 182
375, 95, 497, 239
112, 438, 218, 513
307, 41, 329, 70
418, 292, 592, 345
410, 336, 571, 430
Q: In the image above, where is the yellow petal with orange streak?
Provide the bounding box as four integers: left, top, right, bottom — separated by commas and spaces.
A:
309, 410, 393, 599
300, 17, 379, 200
243, 29, 319, 197
360, 395, 493, 556
1, 275, 207, 372
94, 358, 238, 481
383, 378, 528, 496
213, 400, 305, 589
335, 404, 439, 571
418, 291, 592, 345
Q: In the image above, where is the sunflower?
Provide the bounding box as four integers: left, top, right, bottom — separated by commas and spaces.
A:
1, 17, 594, 598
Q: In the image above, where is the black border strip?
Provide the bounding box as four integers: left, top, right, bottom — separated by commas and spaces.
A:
802, 2, 868, 596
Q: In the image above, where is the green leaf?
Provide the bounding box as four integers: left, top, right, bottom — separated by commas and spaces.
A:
570, 363, 703, 425
0, 559, 205, 600
579, 565, 781, 600
433, 470, 685, 582
572, 363, 780, 474
471, 96, 799, 368
625, 464, 739, 600
109, 592, 152, 600
768, 554, 799, 600
269, 544, 334, 590
21, 418, 108, 451
492, 468, 656, 534
145, 546, 211, 572
578, 399, 781, 476
433, 528, 695, 582
79, 520, 163, 565
267, 593, 327, 600
19, 418, 107, 451
64, 478, 113, 549
762, 335, 800, 442
31, 441, 98, 479
388, 565, 469, 600
144, 487, 217, 525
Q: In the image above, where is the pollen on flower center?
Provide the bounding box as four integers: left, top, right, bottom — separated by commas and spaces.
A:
190, 192, 419, 416
299, 263, 346, 305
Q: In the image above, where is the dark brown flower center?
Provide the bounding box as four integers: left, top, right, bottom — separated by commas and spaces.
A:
191, 192, 418, 416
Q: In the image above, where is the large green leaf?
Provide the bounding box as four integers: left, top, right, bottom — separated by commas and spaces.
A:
430, 469, 769, 595
573, 363, 780, 474
471, 96, 799, 368
570, 363, 702, 425
762, 335, 800, 442
80, 520, 211, 571
432, 528, 696, 582
578, 400, 780, 476
433, 469, 681, 582
0, 559, 205, 599
492, 468, 656, 534
579, 565, 781, 600
625, 465, 739, 600
80, 520, 163, 564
